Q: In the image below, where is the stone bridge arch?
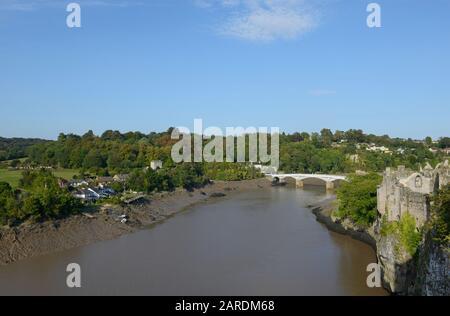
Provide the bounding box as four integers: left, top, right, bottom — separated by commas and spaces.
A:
283, 176, 297, 186
270, 174, 347, 190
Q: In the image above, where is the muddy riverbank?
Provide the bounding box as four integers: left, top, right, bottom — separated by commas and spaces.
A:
309, 197, 377, 250
0, 178, 271, 266
309, 198, 449, 296
0, 186, 386, 295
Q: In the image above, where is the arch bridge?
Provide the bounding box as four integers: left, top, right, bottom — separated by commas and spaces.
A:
269, 173, 347, 190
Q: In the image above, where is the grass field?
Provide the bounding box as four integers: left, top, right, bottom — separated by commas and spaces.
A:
0, 169, 79, 188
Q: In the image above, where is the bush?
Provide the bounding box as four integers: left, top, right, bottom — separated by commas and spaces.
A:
381, 213, 422, 256
126, 164, 208, 193
432, 184, 450, 244
1, 171, 82, 225
335, 173, 382, 227
204, 163, 261, 181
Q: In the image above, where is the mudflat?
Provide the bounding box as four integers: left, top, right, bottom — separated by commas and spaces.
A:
0, 178, 271, 266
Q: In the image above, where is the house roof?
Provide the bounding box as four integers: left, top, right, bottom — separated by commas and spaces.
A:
114, 174, 130, 181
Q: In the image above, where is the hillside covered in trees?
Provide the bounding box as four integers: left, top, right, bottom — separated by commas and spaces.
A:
0, 137, 49, 161
0, 128, 448, 227
0, 128, 448, 175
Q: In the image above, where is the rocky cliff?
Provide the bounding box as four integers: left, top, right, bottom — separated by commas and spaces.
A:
312, 199, 449, 296
413, 231, 449, 296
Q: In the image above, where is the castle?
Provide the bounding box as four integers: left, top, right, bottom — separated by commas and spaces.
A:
377, 161, 450, 227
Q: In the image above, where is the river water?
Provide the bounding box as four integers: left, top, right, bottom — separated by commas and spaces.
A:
0, 187, 387, 296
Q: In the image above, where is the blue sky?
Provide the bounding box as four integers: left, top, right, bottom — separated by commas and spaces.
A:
0, 0, 449, 140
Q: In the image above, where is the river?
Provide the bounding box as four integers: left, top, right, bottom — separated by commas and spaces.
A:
0, 187, 387, 295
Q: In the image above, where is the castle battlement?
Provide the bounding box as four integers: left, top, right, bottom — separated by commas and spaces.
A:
377, 161, 449, 227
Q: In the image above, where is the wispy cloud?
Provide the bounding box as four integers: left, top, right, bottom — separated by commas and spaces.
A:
195, 0, 320, 42
0, 0, 139, 11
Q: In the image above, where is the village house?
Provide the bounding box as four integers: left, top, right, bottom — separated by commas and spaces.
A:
113, 174, 130, 183
69, 179, 89, 188
97, 176, 114, 188
367, 144, 392, 154
150, 160, 163, 170
442, 148, 450, 155
254, 164, 278, 175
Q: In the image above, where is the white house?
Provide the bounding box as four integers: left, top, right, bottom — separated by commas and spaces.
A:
254, 164, 278, 175
150, 160, 163, 170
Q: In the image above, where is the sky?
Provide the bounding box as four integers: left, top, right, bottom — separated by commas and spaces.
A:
0, 0, 449, 140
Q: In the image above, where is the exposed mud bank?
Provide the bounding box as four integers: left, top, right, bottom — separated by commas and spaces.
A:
0, 179, 271, 266
310, 197, 377, 249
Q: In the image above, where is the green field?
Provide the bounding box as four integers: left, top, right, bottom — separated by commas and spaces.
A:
0, 169, 79, 188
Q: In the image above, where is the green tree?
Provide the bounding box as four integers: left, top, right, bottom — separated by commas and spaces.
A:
432, 184, 450, 244
320, 128, 334, 147
336, 173, 382, 227
424, 136, 433, 147
438, 137, 450, 149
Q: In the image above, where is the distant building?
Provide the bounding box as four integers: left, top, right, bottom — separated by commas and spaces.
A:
150, 160, 163, 170
442, 148, 450, 155
69, 179, 89, 188
97, 176, 114, 183
97, 176, 114, 188
254, 164, 278, 175
113, 174, 130, 183
367, 144, 392, 154
429, 148, 439, 154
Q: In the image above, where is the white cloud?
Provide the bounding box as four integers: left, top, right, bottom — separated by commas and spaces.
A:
195, 0, 320, 42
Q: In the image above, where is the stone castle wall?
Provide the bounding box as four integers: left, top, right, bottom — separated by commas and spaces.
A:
377, 161, 449, 227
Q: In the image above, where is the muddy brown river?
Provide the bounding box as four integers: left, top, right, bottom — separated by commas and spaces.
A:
0, 187, 387, 295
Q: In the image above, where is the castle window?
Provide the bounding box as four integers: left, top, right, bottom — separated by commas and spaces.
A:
415, 176, 422, 188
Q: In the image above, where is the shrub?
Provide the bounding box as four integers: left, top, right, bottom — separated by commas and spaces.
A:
336, 173, 382, 227
381, 213, 422, 256
431, 184, 450, 245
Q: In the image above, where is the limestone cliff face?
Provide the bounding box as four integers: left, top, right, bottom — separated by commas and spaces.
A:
374, 230, 415, 295
374, 223, 449, 296
313, 198, 449, 296
413, 232, 450, 296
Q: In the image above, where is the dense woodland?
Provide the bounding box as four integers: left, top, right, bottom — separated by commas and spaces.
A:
0, 137, 49, 161
279, 129, 448, 173
3, 128, 448, 174
0, 128, 449, 226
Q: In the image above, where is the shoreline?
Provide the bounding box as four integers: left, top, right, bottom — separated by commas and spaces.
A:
309, 197, 395, 295
0, 178, 271, 266
309, 197, 377, 250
